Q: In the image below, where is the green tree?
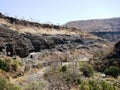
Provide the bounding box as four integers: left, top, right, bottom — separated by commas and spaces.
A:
104, 66, 119, 78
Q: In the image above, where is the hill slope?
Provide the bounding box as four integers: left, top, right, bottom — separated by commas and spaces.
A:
0, 12, 107, 58
93, 40, 120, 71
0, 12, 77, 35
65, 18, 120, 42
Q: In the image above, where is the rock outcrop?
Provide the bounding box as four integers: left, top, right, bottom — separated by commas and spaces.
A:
0, 24, 34, 57
0, 23, 106, 58
23, 33, 106, 52
0, 13, 107, 58
23, 33, 84, 52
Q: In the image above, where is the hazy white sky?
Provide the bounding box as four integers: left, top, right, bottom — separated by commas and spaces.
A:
0, 0, 120, 24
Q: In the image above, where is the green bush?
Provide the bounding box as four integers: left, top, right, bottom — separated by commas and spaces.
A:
0, 58, 9, 71
0, 78, 21, 90
60, 65, 67, 72
104, 66, 119, 78
101, 80, 117, 90
60, 66, 81, 85
79, 80, 117, 90
0, 57, 20, 72
44, 65, 81, 86
80, 64, 94, 77
88, 80, 100, 90
79, 80, 90, 90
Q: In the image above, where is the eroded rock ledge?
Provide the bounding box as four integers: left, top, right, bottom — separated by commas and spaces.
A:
0, 24, 106, 58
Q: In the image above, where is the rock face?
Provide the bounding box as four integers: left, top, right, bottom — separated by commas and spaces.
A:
64, 18, 120, 42
91, 31, 120, 42
0, 23, 106, 58
23, 33, 106, 52
23, 33, 84, 52
0, 25, 34, 57
0, 12, 107, 58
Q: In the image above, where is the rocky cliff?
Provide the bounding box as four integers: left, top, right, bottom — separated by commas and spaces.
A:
0, 24, 34, 57
0, 23, 107, 58
64, 18, 120, 42
23, 33, 106, 52
0, 13, 107, 58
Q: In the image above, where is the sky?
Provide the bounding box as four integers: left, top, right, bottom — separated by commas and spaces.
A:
0, 0, 120, 25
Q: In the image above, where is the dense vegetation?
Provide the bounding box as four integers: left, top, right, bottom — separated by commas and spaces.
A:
104, 66, 119, 78
43, 63, 119, 90
79, 79, 117, 90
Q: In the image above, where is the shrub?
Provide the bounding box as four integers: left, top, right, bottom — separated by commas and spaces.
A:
0, 58, 9, 71
79, 80, 117, 90
88, 80, 100, 90
24, 81, 45, 90
80, 64, 94, 77
101, 80, 117, 90
44, 65, 81, 89
104, 66, 119, 78
79, 80, 90, 90
0, 78, 21, 90
60, 65, 67, 72
62, 67, 81, 85
0, 57, 20, 72
36, 63, 42, 69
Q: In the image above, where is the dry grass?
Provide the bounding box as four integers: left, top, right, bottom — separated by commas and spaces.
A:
0, 18, 101, 41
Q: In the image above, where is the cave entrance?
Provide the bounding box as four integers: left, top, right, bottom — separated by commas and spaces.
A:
0, 47, 3, 52
0, 46, 4, 55
5, 44, 14, 56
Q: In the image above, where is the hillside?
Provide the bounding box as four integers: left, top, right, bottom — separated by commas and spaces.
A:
65, 18, 120, 42
93, 40, 120, 72
0, 13, 116, 90
0, 12, 107, 58
0, 12, 77, 35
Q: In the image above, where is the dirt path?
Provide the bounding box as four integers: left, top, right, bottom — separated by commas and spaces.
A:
11, 66, 48, 88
